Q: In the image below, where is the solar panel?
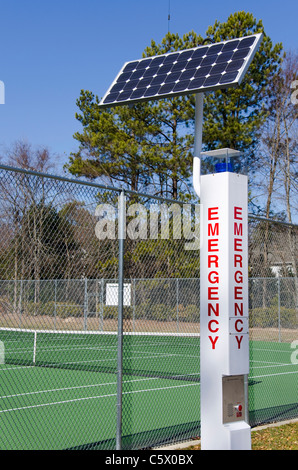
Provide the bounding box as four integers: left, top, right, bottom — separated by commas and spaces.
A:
99, 33, 263, 108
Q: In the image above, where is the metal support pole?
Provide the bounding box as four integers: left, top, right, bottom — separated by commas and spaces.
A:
84, 278, 88, 331
116, 190, 125, 450
193, 93, 204, 198
176, 278, 179, 333
100, 279, 104, 331
244, 373, 249, 424
133, 278, 136, 332
278, 277, 281, 343
18, 280, 23, 329
54, 280, 57, 330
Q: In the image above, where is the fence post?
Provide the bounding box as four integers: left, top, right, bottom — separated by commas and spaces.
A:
54, 280, 57, 330
133, 278, 136, 332
18, 280, 23, 329
116, 190, 125, 450
244, 373, 249, 424
176, 278, 179, 333
99, 279, 104, 331
84, 278, 88, 331
278, 277, 281, 343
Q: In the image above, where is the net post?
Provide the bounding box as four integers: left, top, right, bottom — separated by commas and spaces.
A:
116, 189, 126, 450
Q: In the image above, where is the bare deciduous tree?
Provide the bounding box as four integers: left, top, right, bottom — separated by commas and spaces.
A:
251, 52, 298, 307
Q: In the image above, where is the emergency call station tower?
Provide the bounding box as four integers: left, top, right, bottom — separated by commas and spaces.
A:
99, 32, 263, 450
196, 146, 250, 449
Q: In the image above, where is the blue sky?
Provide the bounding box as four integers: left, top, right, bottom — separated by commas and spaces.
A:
0, 0, 297, 173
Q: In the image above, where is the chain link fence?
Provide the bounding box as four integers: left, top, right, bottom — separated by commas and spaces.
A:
0, 277, 296, 339
0, 164, 297, 449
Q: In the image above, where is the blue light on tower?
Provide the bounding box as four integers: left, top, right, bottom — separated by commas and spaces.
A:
215, 161, 234, 173
200, 148, 245, 175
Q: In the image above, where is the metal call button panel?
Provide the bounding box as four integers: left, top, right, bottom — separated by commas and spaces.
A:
222, 375, 245, 424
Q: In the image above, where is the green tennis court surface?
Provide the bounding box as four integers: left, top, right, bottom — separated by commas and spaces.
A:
0, 328, 297, 450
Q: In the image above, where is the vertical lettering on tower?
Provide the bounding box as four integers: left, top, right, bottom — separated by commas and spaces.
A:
207, 207, 220, 349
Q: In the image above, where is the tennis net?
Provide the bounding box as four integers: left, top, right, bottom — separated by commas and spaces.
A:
0, 327, 200, 382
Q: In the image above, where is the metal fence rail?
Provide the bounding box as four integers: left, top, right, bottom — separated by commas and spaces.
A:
0, 164, 297, 450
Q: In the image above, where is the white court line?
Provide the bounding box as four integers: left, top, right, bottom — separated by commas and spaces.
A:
2, 367, 293, 409
0, 371, 200, 401
0, 367, 296, 415
34, 345, 200, 361
12, 339, 197, 356
0, 380, 118, 400
0, 381, 200, 415
250, 370, 298, 380
251, 361, 295, 368
0, 365, 36, 372
0, 350, 200, 371
253, 347, 295, 354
